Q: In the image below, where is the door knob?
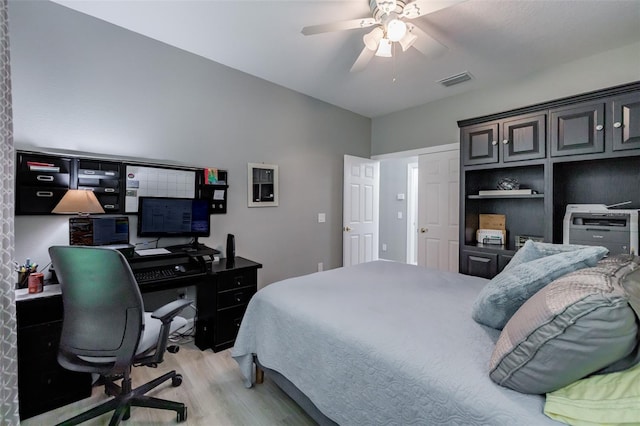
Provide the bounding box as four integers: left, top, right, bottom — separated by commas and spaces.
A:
343, 226, 351, 232
420, 228, 428, 233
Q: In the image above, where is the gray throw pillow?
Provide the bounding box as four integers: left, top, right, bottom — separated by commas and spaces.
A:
472, 245, 608, 329
489, 255, 640, 394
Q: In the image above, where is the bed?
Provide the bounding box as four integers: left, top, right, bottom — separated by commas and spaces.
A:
231, 260, 560, 425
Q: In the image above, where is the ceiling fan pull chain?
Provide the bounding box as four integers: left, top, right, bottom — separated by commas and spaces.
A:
392, 43, 397, 83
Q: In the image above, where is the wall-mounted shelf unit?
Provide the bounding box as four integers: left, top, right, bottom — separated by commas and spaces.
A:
458, 81, 640, 279
15, 149, 229, 216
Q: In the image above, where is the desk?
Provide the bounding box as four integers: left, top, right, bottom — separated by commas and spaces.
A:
126, 246, 263, 351
16, 286, 92, 420
15, 246, 262, 419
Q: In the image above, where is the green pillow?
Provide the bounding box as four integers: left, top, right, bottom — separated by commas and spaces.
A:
472, 245, 608, 329
544, 362, 640, 425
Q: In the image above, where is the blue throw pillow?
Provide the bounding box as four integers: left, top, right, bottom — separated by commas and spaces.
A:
472, 245, 609, 329
503, 240, 596, 272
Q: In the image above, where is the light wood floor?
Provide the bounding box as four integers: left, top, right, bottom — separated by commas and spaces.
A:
21, 343, 316, 425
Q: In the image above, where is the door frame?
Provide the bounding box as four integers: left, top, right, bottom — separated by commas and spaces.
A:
406, 162, 419, 265
373, 143, 460, 265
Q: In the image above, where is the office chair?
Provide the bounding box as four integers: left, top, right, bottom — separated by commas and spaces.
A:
49, 246, 191, 425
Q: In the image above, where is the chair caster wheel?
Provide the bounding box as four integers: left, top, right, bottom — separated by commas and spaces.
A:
167, 345, 180, 354
177, 406, 187, 422
172, 374, 183, 387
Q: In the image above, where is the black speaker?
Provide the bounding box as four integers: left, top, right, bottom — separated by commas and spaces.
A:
226, 233, 235, 261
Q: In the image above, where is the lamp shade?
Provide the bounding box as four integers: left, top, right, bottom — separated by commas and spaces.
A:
52, 189, 105, 214
399, 30, 418, 51
363, 27, 384, 51
375, 38, 393, 57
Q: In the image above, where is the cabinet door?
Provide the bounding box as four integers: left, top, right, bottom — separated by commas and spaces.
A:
612, 92, 640, 152
460, 249, 497, 278
462, 123, 499, 165
501, 114, 546, 162
550, 102, 605, 157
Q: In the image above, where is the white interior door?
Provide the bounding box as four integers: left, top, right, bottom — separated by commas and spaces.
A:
417, 149, 460, 272
343, 155, 380, 267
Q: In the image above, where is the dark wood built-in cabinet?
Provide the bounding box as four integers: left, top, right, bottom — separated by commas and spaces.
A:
550, 101, 605, 157
459, 82, 640, 278
462, 113, 546, 166
612, 93, 640, 151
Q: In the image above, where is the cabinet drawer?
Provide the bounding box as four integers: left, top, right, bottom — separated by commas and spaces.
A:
461, 250, 498, 279
215, 304, 247, 344
17, 295, 64, 327
95, 193, 121, 211
17, 187, 68, 214
18, 171, 70, 188
78, 178, 120, 189
217, 270, 257, 291
78, 185, 119, 194
18, 363, 91, 419
217, 286, 255, 309
18, 322, 61, 360
78, 168, 120, 178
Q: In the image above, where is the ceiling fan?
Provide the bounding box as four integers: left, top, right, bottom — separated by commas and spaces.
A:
301, 0, 465, 72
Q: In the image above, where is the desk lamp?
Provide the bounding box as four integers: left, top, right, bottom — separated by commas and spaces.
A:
52, 189, 105, 215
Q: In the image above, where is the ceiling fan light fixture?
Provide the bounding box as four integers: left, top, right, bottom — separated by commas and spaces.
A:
399, 29, 417, 51
386, 19, 406, 42
375, 38, 393, 57
363, 27, 384, 51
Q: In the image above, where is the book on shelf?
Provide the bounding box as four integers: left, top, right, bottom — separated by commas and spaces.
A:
478, 189, 537, 196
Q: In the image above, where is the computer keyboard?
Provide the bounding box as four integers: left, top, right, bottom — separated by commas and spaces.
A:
134, 268, 177, 283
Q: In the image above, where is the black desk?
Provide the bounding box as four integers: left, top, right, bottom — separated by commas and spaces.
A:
16, 286, 92, 420
15, 246, 262, 420
126, 246, 263, 351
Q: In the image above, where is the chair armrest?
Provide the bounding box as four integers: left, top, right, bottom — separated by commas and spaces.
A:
151, 299, 192, 323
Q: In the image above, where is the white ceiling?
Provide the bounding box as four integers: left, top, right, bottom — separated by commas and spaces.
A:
50, 0, 640, 118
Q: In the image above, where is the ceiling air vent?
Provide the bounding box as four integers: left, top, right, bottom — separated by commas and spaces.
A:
437, 71, 473, 87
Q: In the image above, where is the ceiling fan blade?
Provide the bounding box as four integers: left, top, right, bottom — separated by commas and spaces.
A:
302, 18, 377, 36
408, 24, 448, 59
350, 46, 376, 73
401, 0, 467, 19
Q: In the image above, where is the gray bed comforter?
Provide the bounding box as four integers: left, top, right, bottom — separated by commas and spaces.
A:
232, 260, 559, 425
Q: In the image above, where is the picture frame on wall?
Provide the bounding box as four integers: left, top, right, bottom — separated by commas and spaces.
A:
248, 163, 279, 207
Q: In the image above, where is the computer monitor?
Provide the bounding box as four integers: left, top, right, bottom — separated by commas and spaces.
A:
137, 197, 211, 239
69, 216, 130, 246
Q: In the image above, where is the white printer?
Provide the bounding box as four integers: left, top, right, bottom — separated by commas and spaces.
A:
563, 204, 639, 255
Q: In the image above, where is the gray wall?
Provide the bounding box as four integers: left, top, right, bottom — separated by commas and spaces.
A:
378, 156, 416, 262
371, 41, 640, 155
8, 1, 371, 288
